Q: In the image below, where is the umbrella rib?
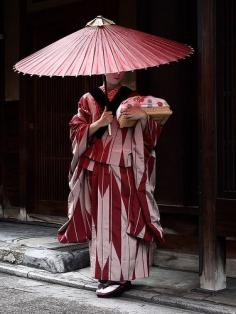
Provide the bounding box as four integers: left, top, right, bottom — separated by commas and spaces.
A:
18, 28, 92, 75
14, 19, 194, 77
107, 26, 191, 66
52, 27, 98, 76
16, 30, 84, 70
107, 26, 167, 62
75, 27, 100, 75
118, 25, 191, 53
109, 26, 191, 57
14, 36, 68, 67
100, 29, 107, 74
17, 41, 74, 74
102, 29, 120, 73
103, 28, 136, 69
105, 26, 158, 68
140, 36, 192, 57
42, 28, 94, 76
138, 35, 193, 57
53, 27, 96, 76
90, 28, 99, 76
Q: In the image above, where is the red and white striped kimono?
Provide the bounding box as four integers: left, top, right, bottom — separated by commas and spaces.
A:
57, 86, 164, 281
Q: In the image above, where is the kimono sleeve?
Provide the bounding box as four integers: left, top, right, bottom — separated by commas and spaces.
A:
68, 94, 93, 184
142, 116, 162, 151
57, 95, 94, 244
129, 119, 165, 245
69, 95, 92, 158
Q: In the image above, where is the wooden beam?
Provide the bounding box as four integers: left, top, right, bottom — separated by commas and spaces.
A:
19, 0, 28, 209
197, 0, 226, 290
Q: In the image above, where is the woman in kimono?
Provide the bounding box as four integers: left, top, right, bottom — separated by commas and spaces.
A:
57, 72, 164, 298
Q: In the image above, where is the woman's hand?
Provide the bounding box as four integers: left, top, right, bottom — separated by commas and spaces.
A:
121, 107, 147, 121
97, 107, 113, 127
88, 107, 113, 137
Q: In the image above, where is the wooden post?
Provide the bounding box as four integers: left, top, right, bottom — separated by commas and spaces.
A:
198, 0, 226, 291
0, 1, 4, 191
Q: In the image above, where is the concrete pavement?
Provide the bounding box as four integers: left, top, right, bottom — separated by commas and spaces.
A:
0, 272, 199, 314
0, 220, 236, 314
1, 262, 236, 314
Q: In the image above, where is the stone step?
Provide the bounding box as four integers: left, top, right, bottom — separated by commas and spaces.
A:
0, 221, 90, 273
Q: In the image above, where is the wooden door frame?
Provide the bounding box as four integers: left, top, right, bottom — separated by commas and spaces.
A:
0, 1, 4, 191
197, 0, 226, 291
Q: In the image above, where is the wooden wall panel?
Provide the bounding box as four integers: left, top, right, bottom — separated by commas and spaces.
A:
30, 76, 101, 214
216, 0, 236, 236
216, 0, 236, 199
137, 0, 198, 208
1, 101, 20, 206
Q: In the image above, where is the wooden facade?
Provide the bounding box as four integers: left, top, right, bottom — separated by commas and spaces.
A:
1, 0, 236, 291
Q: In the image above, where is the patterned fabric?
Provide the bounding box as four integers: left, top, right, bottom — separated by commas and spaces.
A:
87, 163, 151, 280
57, 86, 165, 280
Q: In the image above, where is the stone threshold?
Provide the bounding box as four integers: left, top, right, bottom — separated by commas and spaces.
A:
0, 220, 89, 273
154, 249, 236, 278
0, 241, 89, 273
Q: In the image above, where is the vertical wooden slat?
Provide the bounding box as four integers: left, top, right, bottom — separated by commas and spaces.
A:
31, 75, 101, 214
217, 0, 236, 197
17, 0, 120, 215
232, 0, 236, 191
0, 0, 4, 188
19, 0, 31, 209
136, 0, 199, 207
198, 0, 226, 291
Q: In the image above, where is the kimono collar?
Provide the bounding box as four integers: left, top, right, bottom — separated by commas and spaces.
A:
90, 85, 133, 138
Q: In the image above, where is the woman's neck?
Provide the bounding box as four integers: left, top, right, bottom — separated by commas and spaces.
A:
105, 82, 122, 91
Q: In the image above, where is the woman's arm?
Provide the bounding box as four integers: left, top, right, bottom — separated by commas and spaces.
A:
88, 107, 113, 137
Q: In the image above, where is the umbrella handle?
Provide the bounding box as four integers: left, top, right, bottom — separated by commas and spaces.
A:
103, 74, 112, 135
108, 124, 112, 135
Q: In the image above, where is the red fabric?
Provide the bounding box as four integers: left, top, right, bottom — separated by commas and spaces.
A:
57, 87, 165, 246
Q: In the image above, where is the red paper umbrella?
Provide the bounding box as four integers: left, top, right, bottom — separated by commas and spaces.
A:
14, 15, 193, 77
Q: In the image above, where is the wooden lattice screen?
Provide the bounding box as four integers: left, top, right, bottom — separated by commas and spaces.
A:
30, 76, 101, 215
21, 0, 119, 216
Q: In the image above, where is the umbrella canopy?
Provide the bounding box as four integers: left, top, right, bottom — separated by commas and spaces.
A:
14, 15, 193, 77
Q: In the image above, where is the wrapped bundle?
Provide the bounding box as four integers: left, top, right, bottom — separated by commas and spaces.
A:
117, 96, 173, 128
